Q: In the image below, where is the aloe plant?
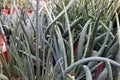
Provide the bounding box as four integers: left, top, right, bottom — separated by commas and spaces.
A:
0, 0, 120, 80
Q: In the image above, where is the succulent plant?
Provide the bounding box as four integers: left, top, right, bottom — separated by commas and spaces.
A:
0, 0, 120, 80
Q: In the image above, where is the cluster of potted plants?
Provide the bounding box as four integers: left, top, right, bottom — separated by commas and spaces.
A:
0, 0, 120, 80
0, 0, 33, 14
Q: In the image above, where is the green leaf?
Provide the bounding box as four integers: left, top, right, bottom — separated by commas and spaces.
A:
106, 61, 113, 80
83, 65, 92, 80
84, 12, 101, 57
0, 74, 9, 80
97, 68, 107, 80
77, 19, 91, 60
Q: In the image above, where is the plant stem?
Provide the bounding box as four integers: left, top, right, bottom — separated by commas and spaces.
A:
36, 0, 40, 79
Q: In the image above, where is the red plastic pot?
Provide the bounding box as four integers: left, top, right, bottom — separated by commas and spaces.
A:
1, 9, 15, 14
25, 9, 32, 14
8, 9, 15, 14
1, 9, 9, 14
0, 34, 9, 63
